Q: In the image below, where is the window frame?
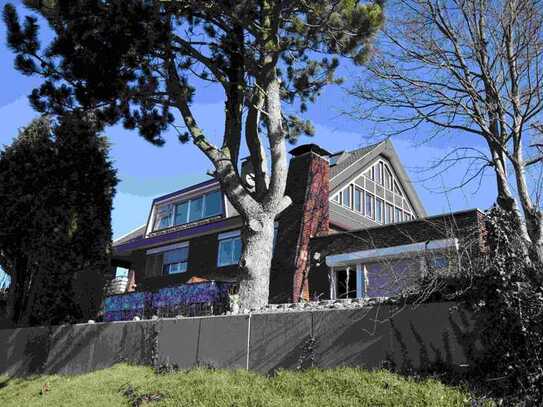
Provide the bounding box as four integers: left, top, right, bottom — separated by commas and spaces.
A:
375, 198, 384, 224
217, 230, 242, 267
154, 189, 224, 231
330, 158, 416, 225
162, 245, 189, 275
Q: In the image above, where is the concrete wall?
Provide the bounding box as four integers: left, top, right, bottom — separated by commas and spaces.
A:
0, 302, 477, 377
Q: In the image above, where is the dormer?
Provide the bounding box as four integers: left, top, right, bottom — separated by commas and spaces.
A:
144, 179, 237, 238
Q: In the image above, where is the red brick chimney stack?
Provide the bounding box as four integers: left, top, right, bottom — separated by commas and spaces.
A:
269, 144, 330, 303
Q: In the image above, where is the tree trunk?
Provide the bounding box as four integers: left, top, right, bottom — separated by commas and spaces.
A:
6, 256, 28, 325
238, 215, 275, 310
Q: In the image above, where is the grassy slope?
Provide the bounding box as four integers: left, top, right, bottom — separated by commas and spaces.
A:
0, 364, 482, 407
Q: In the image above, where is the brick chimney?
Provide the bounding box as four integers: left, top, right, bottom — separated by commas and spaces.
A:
269, 144, 330, 303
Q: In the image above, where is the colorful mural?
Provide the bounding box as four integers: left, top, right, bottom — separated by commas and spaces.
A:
103, 282, 234, 322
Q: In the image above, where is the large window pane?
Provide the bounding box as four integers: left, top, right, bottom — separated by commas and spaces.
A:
365, 191, 374, 219
342, 187, 351, 209
376, 198, 384, 223
189, 197, 204, 222
174, 201, 189, 225
218, 235, 242, 266
385, 166, 393, 190
162, 247, 189, 275
375, 163, 382, 185
155, 204, 172, 230
204, 190, 222, 217
354, 188, 362, 212
232, 238, 242, 263
386, 203, 394, 224
218, 239, 233, 266
163, 247, 188, 264
395, 207, 403, 222
158, 215, 171, 229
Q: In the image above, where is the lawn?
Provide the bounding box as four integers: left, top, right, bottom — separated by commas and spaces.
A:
0, 364, 488, 406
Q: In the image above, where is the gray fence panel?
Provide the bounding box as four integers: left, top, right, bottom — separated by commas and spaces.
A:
0, 326, 50, 376
195, 315, 249, 369
387, 303, 475, 371
91, 321, 155, 371
249, 312, 312, 373
45, 324, 93, 375
157, 318, 200, 369
312, 307, 393, 370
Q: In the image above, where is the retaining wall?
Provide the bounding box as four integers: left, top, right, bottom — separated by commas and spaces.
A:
0, 302, 476, 377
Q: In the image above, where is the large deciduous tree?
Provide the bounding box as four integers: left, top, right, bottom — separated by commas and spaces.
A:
350, 0, 543, 273
0, 116, 117, 326
4, 0, 383, 309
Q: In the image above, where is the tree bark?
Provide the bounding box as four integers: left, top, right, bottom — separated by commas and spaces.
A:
238, 214, 275, 310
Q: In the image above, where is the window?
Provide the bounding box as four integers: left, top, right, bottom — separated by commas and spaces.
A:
395, 207, 403, 222
204, 190, 222, 217
376, 198, 384, 223
385, 166, 393, 190
155, 204, 173, 229
174, 201, 189, 225
158, 214, 172, 229
188, 196, 204, 222
386, 203, 394, 224
162, 247, 189, 275
342, 186, 352, 209
115, 267, 129, 279
354, 188, 363, 212
153, 190, 224, 230
336, 268, 357, 299
218, 231, 242, 267
365, 191, 374, 219
329, 158, 417, 226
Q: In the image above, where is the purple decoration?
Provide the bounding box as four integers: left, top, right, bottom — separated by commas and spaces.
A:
115, 218, 231, 254
103, 282, 234, 322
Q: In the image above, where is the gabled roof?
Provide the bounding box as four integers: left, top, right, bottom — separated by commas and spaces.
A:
329, 141, 384, 180
329, 139, 426, 217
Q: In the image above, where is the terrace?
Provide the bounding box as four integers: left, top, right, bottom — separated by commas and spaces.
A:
103, 281, 237, 322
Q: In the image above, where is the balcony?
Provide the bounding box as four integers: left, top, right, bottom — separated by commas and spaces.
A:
103, 281, 236, 322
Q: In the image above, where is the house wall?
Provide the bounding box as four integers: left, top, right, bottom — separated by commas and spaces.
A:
132, 231, 241, 292
329, 202, 378, 230
308, 210, 486, 299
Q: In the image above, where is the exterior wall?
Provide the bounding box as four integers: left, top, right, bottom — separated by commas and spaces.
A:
270, 150, 330, 303
329, 202, 378, 230
0, 303, 477, 377
330, 140, 426, 218
130, 232, 241, 292
308, 210, 486, 299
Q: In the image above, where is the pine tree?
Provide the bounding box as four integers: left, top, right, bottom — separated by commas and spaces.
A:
4, 0, 383, 309
0, 116, 117, 326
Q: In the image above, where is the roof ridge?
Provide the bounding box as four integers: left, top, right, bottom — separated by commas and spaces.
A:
329, 140, 386, 180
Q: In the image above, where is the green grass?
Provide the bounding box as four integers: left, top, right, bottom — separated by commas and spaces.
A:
0, 364, 487, 407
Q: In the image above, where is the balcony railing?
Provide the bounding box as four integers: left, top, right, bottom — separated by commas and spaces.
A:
103, 281, 236, 322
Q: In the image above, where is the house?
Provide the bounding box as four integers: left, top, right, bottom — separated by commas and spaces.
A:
110, 139, 484, 310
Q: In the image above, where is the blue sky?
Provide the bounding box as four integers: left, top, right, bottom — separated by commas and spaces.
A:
0, 0, 497, 244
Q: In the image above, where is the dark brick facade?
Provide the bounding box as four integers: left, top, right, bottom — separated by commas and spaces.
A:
308, 209, 486, 299
135, 231, 240, 292
270, 147, 330, 303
